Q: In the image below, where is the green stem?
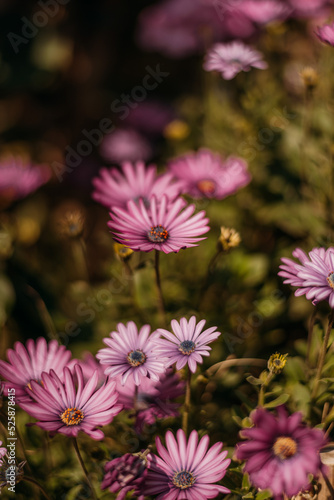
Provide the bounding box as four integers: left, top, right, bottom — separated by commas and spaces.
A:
258, 373, 273, 407
182, 368, 192, 436
154, 250, 165, 324
311, 309, 334, 400
23, 476, 53, 500
306, 306, 318, 367
72, 438, 98, 500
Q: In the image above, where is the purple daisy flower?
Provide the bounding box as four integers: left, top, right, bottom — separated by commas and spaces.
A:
203, 41, 268, 80
235, 406, 326, 499
96, 321, 166, 386
101, 452, 150, 500
92, 161, 181, 209
19, 365, 122, 440
154, 316, 221, 373
0, 157, 50, 203
0, 338, 72, 401
168, 149, 251, 199
278, 247, 334, 307
316, 22, 334, 46
116, 368, 185, 433
144, 429, 230, 499
108, 195, 210, 253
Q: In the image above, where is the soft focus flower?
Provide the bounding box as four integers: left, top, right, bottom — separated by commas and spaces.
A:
163, 120, 190, 141
145, 429, 230, 498
300, 67, 319, 91
0, 157, 50, 203
125, 100, 176, 138
0, 338, 72, 401
154, 316, 221, 373
100, 129, 152, 164
101, 451, 150, 499
114, 242, 134, 261
288, 0, 331, 18
168, 149, 251, 199
117, 369, 185, 433
218, 226, 241, 252
316, 22, 334, 46
108, 195, 210, 253
204, 41, 268, 80
92, 161, 181, 209
96, 321, 165, 386
19, 365, 122, 440
0, 443, 6, 467
67, 352, 107, 387
268, 352, 288, 374
238, 0, 290, 24
278, 247, 334, 307
235, 406, 326, 498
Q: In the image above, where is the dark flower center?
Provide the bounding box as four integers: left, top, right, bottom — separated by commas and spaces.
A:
147, 225, 169, 243
272, 436, 297, 460
327, 272, 334, 289
127, 349, 147, 367
178, 340, 196, 355
197, 179, 216, 195
173, 470, 196, 489
60, 407, 84, 426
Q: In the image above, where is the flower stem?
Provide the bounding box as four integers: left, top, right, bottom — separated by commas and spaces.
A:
258, 372, 273, 407
154, 250, 166, 324
182, 368, 192, 436
23, 476, 53, 500
311, 309, 334, 400
72, 438, 98, 500
306, 305, 318, 368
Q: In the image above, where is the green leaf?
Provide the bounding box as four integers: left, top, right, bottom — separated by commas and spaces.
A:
242, 493, 254, 499
246, 376, 262, 385
264, 393, 289, 408
242, 472, 251, 490
255, 490, 273, 500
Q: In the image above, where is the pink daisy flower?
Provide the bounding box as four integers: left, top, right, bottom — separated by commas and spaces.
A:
316, 22, 334, 46
116, 369, 185, 433
96, 321, 166, 386
0, 442, 6, 467
144, 429, 230, 499
204, 41, 268, 80
100, 128, 152, 164
278, 247, 334, 307
235, 406, 326, 499
92, 161, 181, 209
154, 316, 221, 373
101, 452, 150, 500
108, 195, 210, 253
0, 338, 72, 401
19, 365, 122, 440
0, 157, 50, 202
240, 0, 290, 24
168, 149, 251, 199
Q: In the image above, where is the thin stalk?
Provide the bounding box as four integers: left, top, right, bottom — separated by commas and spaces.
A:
182, 368, 192, 436
206, 358, 267, 378
23, 476, 53, 500
154, 250, 165, 324
258, 373, 273, 407
26, 286, 59, 342
72, 438, 98, 500
306, 306, 318, 367
311, 309, 334, 400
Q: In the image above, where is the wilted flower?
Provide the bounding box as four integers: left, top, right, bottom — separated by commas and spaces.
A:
300, 67, 319, 91
101, 451, 150, 499
114, 242, 134, 261
108, 195, 210, 254
154, 316, 221, 373
204, 41, 267, 80
144, 429, 230, 498
57, 208, 85, 238
168, 149, 250, 199
0, 456, 25, 493
19, 365, 122, 440
96, 321, 166, 386
268, 353, 288, 374
235, 406, 326, 498
218, 227, 241, 252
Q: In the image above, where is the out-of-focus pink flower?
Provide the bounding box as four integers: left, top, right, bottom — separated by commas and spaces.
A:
124, 101, 176, 137
0, 157, 50, 203
239, 0, 290, 24
100, 129, 152, 164
287, 0, 332, 18
316, 22, 334, 45
204, 41, 268, 80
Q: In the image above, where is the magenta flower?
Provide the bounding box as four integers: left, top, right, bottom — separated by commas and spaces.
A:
0, 338, 72, 401
100, 128, 152, 164
204, 41, 268, 80
116, 369, 185, 433
168, 149, 251, 199
145, 429, 230, 498
239, 0, 290, 24
0, 442, 6, 467
92, 161, 181, 209
67, 352, 107, 387
0, 157, 50, 202
316, 22, 334, 46
96, 321, 166, 386
101, 452, 150, 500
235, 406, 326, 498
278, 247, 334, 307
108, 195, 210, 253
19, 365, 122, 440
154, 316, 221, 373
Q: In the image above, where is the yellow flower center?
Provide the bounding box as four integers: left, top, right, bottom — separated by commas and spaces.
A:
197, 179, 216, 195
272, 436, 297, 460
60, 407, 84, 426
